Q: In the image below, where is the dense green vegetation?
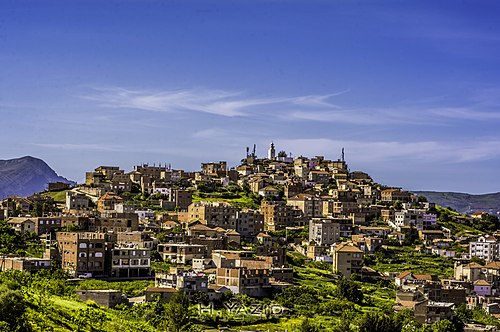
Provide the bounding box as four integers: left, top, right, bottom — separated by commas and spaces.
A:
0, 269, 202, 332
192, 183, 263, 209
365, 245, 455, 278
2, 263, 486, 332
435, 205, 499, 235
0, 220, 42, 257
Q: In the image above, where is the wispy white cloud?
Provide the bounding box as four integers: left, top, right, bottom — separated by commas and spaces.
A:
289, 103, 500, 125
81, 86, 353, 118
82, 87, 242, 116
81, 86, 500, 125
192, 128, 229, 139
278, 138, 500, 164
288, 107, 447, 125
428, 107, 500, 120
82, 87, 298, 117
289, 90, 350, 108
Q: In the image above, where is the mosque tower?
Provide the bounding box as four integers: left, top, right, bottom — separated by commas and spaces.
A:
268, 142, 276, 160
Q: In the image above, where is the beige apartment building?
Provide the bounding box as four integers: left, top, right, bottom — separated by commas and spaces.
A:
332, 242, 364, 278
216, 267, 271, 297
260, 200, 302, 231
287, 194, 323, 218
188, 201, 237, 229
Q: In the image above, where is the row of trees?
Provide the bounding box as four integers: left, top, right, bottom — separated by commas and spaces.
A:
0, 219, 41, 256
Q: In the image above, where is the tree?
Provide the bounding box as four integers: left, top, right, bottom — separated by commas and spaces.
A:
335, 278, 363, 305
0, 285, 27, 329
277, 151, 287, 158
431, 319, 456, 332
0, 322, 9, 332
358, 312, 398, 332
475, 214, 500, 233
331, 311, 355, 332
300, 317, 320, 332
0, 270, 32, 290
318, 299, 354, 316
73, 307, 108, 332
438, 209, 452, 222
394, 309, 424, 332
160, 291, 191, 332
470, 256, 486, 266
417, 196, 428, 203
454, 303, 472, 324
275, 285, 319, 309
393, 200, 403, 210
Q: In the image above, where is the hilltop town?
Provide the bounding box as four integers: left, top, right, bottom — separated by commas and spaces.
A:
1, 143, 500, 331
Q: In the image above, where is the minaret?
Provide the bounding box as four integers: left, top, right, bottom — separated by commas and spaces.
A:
268, 142, 276, 160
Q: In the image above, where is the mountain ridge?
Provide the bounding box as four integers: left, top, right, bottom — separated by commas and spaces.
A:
0, 156, 74, 199
413, 190, 500, 215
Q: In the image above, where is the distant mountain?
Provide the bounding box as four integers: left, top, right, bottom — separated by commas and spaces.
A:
0, 156, 75, 199
413, 191, 500, 215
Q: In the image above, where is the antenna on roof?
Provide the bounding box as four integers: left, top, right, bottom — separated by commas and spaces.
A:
253, 144, 256, 157
341, 148, 345, 162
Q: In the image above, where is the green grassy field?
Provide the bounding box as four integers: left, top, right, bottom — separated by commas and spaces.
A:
368, 245, 455, 278
43, 190, 69, 203
192, 193, 261, 209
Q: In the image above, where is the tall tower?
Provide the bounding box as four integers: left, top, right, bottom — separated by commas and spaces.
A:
268, 142, 276, 160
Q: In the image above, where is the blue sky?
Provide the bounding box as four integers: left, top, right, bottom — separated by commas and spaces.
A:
1, 0, 500, 193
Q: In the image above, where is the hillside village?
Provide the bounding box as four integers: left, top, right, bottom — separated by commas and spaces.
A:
1, 143, 500, 331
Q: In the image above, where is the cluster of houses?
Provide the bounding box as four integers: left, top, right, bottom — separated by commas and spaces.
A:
389, 233, 500, 329
393, 255, 500, 328
0, 143, 499, 327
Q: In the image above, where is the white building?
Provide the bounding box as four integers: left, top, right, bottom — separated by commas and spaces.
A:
66, 191, 90, 210
135, 209, 155, 221
470, 235, 500, 262
309, 218, 340, 246
394, 209, 437, 230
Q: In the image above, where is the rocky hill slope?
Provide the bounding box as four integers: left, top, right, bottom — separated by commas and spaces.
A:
0, 156, 74, 199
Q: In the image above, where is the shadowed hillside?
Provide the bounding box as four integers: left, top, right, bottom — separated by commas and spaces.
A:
0, 156, 74, 199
